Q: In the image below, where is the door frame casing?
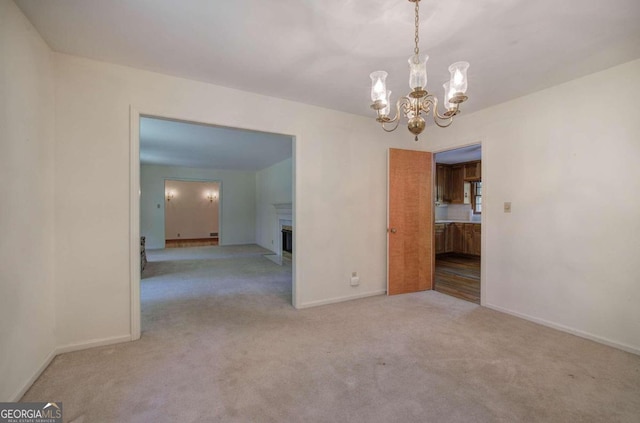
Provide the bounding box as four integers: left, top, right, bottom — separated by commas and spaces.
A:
129, 105, 298, 340
431, 141, 485, 306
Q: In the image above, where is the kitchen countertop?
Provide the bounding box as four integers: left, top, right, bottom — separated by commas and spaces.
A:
435, 220, 481, 224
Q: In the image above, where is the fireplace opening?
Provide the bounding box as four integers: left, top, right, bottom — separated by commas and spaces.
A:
282, 226, 293, 257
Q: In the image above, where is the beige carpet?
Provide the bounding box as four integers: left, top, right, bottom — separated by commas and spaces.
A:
23, 245, 640, 422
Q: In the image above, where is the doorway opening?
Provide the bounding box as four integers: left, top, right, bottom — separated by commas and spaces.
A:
164, 179, 220, 248
433, 144, 482, 304
131, 110, 297, 340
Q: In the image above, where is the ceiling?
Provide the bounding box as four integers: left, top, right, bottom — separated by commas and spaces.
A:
16, 0, 640, 118
435, 144, 481, 165
139, 117, 292, 170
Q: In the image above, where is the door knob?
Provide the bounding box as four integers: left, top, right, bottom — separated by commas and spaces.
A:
390, 228, 397, 233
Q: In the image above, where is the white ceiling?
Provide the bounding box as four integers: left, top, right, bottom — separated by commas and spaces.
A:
435, 144, 481, 165
139, 117, 292, 170
16, 0, 640, 117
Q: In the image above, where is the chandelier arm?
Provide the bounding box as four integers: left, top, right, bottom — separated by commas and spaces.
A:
432, 96, 460, 120
398, 96, 413, 117
381, 120, 401, 132
419, 94, 435, 115
433, 116, 454, 128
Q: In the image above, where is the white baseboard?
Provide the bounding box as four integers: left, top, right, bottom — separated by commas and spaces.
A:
297, 290, 386, 309
485, 303, 640, 356
55, 334, 132, 355
10, 349, 56, 402
9, 334, 133, 402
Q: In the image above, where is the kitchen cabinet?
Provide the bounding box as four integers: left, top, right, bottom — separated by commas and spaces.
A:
472, 224, 481, 255
435, 164, 451, 204
464, 161, 481, 181
451, 223, 464, 253
435, 222, 480, 256
450, 165, 465, 203
434, 222, 482, 256
445, 224, 454, 252
435, 161, 481, 205
462, 223, 481, 255
435, 223, 446, 254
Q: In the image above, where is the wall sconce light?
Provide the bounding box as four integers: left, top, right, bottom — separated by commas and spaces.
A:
166, 190, 175, 201
206, 191, 218, 202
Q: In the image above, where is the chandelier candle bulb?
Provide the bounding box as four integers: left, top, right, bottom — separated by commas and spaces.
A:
442, 81, 458, 117
369, 71, 388, 109
448, 61, 470, 103
408, 54, 428, 94
367, 0, 470, 140
381, 90, 392, 116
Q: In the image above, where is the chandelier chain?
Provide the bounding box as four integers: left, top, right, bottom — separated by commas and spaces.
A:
414, 0, 420, 56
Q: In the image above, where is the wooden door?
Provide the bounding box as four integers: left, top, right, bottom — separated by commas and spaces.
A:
388, 148, 434, 295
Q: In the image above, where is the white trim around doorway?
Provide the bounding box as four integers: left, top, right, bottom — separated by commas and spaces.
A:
432, 141, 485, 306
129, 105, 299, 341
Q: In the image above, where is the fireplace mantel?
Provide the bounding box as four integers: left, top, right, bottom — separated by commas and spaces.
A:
273, 203, 292, 219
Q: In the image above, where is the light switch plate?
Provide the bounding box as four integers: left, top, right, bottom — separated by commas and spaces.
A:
504, 202, 512, 213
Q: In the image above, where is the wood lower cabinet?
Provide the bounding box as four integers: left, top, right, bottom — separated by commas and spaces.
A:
435, 222, 480, 256
462, 223, 481, 255
435, 224, 446, 254
471, 224, 481, 255
445, 224, 454, 252
451, 223, 464, 253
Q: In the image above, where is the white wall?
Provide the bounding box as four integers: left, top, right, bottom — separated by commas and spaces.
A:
255, 158, 293, 253
141, 165, 256, 248
0, 0, 56, 401
53, 52, 413, 348
424, 59, 640, 354
163, 180, 220, 241
50, 32, 640, 360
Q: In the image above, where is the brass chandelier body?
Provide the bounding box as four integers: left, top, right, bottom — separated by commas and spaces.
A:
370, 0, 469, 141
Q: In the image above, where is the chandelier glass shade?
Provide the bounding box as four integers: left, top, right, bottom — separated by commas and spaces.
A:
369, 0, 469, 141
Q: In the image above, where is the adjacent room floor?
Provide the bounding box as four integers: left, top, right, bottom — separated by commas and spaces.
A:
22, 246, 640, 422
435, 253, 481, 304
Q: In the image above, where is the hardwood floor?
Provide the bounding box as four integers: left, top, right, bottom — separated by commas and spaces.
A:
434, 253, 480, 304
165, 238, 219, 248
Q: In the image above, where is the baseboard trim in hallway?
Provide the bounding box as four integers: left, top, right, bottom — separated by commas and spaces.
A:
165, 238, 219, 248
55, 334, 133, 355
11, 349, 56, 402
297, 289, 387, 309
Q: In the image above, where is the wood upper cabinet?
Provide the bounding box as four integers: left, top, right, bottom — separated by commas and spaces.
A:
435, 164, 451, 203
450, 165, 465, 203
464, 161, 481, 181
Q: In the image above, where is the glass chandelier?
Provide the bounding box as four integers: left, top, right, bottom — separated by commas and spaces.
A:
369, 0, 469, 141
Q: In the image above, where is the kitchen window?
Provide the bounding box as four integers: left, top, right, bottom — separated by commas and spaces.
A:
473, 182, 482, 214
